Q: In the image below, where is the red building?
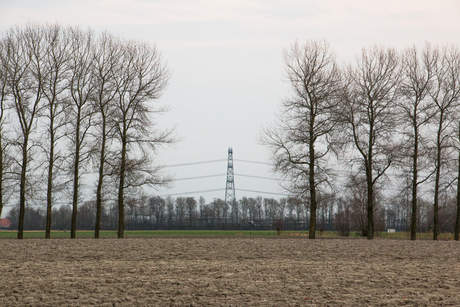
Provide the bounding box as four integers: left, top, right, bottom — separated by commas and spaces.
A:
0, 219, 12, 229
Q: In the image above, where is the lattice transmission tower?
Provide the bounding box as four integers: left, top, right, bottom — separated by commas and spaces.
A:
225, 147, 236, 204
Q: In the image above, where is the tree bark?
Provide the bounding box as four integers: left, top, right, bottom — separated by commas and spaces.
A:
456, 149, 460, 241
117, 133, 127, 238
433, 113, 443, 241
410, 129, 418, 240
366, 160, 374, 240
308, 126, 317, 239
71, 110, 81, 239
95, 113, 106, 238
18, 136, 28, 239
46, 124, 54, 239
0, 137, 3, 219
366, 118, 374, 240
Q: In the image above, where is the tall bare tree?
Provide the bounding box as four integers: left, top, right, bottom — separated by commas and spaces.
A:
113, 40, 173, 238
428, 44, 460, 240
260, 40, 342, 239
0, 36, 14, 219
41, 24, 70, 239
398, 44, 436, 240
341, 45, 401, 239
455, 116, 460, 240
444, 46, 460, 241
92, 32, 121, 238
7, 25, 47, 239
67, 27, 96, 239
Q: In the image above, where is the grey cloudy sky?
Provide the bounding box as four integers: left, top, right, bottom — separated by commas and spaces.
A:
1, 0, 460, 202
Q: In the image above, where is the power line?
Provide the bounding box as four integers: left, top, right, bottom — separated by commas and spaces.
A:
173, 173, 279, 181
236, 174, 278, 180
234, 159, 271, 165
159, 188, 225, 197
159, 188, 287, 198
163, 158, 271, 168
174, 174, 227, 181
164, 159, 227, 168
236, 188, 289, 196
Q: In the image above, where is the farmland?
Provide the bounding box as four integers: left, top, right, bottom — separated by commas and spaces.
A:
1, 237, 460, 306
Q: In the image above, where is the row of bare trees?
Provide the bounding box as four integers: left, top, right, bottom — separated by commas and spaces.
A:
0, 23, 174, 239
6, 191, 456, 234
262, 40, 460, 240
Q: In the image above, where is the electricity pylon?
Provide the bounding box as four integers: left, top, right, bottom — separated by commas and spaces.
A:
225, 147, 236, 204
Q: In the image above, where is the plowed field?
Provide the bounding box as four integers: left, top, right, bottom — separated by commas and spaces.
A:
1, 237, 459, 306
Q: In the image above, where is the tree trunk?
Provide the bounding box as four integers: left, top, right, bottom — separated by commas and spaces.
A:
433, 118, 443, 241
367, 129, 374, 240
410, 130, 418, 240
46, 122, 54, 239
71, 112, 81, 239
0, 137, 3, 219
117, 135, 127, 239
95, 114, 106, 238
455, 149, 460, 241
18, 136, 28, 240
366, 167, 374, 240
308, 131, 316, 239
433, 163, 440, 240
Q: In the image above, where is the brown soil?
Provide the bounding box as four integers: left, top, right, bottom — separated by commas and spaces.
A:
1, 237, 459, 306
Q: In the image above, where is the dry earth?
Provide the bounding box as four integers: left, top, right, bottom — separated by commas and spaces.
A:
0, 237, 460, 306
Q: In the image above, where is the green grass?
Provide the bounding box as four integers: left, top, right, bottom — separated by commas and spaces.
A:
0, 230, 118, 239
0, 230, 304, 239
0, 229, 456, 239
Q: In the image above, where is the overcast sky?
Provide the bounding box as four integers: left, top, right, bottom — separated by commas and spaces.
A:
1, 0, 460, 202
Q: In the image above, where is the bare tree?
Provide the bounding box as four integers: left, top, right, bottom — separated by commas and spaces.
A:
278, 198, 287, 220
340, 45, 401, 239
398, 44, 436, 240
0, 36, 15, 218
264, 198, 279, 225
149, 195, 165, 230
91, 32, 122, 238
240, 197, 250, 224
185, 197, 196, 229
175, 197, 186, 229
7, 24, 47, 239
198, 196, 206, 225
345, 174, 368, 235
428, 45, 460, 240
112, 39, 173, 238
426, 44, 460, 240
287, 197, 304, 229
41, 24, 70, 238
67, 27, 96, 239
273, 218, 284, 235
166, 196, 174, 229
334, 198, 351, 236
261, 40, 342, 239
230, 199, 239, 226
455, 120, 460, 240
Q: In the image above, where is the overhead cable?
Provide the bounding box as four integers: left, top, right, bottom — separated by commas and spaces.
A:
235, 188, 289, 196
173, 173, 279, 181
174, 174, 227, 181
234, 159, 271, 165
159, 188, 225, 197
164, 159, 227, 168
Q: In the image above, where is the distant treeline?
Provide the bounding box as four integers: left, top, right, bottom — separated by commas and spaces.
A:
4, 194, 458, 235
